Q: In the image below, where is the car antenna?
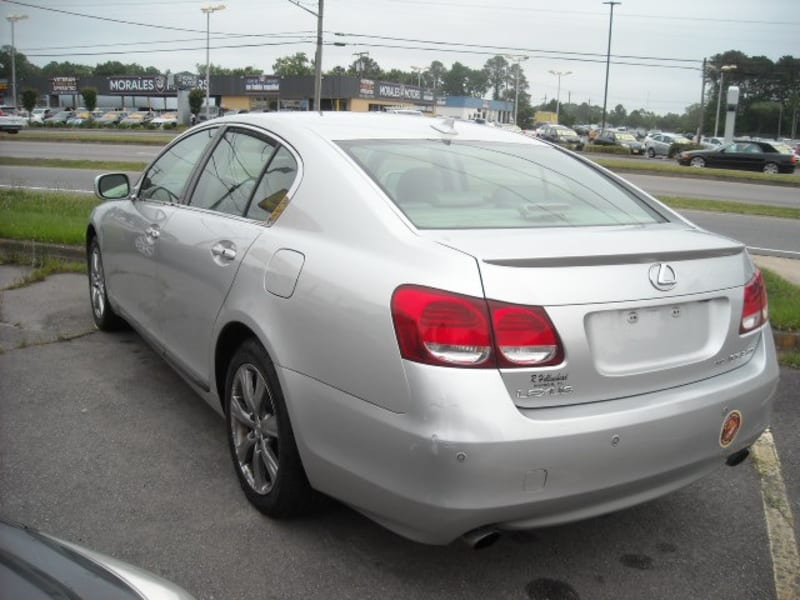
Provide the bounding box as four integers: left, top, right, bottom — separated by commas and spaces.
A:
431, 117, 458, 135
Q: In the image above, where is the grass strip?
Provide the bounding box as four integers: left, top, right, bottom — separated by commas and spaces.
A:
594, 158, 800, 187
0, 188, 100, 245
8, 130, 176, 145
779, 351, 800, 369
761, 269, 800, 332
0, 156, 146, 172
2, 257, 85, 290
656, 196, 800, 220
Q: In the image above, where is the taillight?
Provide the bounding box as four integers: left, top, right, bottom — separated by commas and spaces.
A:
740, 270, 768, 334
490, 302, 564, 367
391, 285, 564, 368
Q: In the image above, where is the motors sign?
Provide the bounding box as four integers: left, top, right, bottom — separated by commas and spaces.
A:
106, 76, 168, 95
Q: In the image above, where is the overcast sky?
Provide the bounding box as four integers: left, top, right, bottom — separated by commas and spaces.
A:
2, 0, 797, 114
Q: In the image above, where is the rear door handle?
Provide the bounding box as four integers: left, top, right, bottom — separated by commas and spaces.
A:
211, 243, 237, 260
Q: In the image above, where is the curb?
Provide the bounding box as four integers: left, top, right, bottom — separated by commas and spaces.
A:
1, 238, 798, 352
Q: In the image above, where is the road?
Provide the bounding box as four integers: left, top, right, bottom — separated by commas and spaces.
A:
0, 269, 797, 600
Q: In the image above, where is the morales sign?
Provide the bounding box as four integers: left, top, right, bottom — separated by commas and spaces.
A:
106, 76, 168, 95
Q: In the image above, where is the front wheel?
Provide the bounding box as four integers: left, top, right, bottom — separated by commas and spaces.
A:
88, 238, 125, 330
225, 339, 314, 517
763, 162, 779, 174
647, 147, 656, 158
689, 156, 706, 168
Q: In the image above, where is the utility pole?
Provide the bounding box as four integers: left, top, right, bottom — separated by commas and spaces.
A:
6, 14, 28, 113
601, 1, 620, 131
696, 57, 706, 143
289, 0, 324, 112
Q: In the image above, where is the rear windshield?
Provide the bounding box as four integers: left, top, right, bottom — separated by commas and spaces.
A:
337, 139, 664, 229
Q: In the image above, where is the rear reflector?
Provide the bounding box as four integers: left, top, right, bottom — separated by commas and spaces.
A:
740, 270, 768, 334
391, 285, 564, 368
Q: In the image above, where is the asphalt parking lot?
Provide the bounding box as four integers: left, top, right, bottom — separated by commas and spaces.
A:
1, 268, 798, 600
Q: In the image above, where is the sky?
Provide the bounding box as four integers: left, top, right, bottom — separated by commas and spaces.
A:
1, 0, 797, 115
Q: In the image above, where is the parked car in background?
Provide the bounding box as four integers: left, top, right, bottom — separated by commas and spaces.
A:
43, 109, 75, 125
1, 517, 196, 599
95, 110, 129, 126
119, 111, 155, 126
150, 111, 178, 127
700, 136, 724, 149
677, 140, 797, 174
66, 110, 93, 126
0, 108, 27, 133
644, 132, 691, 158
592, 129, 644, 154
29, 107, 54, 123
88, 112, 778, 547
538, 124, 584, 149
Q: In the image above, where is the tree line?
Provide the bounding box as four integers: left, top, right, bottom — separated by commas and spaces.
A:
1, 46, 796, 137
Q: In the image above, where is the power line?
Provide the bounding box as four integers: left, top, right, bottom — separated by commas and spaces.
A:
22, 39, 316, 58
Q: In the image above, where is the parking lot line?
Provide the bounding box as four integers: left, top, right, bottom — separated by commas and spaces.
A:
751, 430, 800, 600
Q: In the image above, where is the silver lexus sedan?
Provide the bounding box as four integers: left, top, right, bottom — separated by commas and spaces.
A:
88, 112, 779, 547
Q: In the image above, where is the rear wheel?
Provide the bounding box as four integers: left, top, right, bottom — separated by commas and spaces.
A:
689, 156, 706, 168
224, 339, 314, 517
88, 238, 125, 330
763, 162, 779, 174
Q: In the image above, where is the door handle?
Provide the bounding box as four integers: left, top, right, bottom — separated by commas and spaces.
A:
145, 226, 160, 239
211, 243, 237, 260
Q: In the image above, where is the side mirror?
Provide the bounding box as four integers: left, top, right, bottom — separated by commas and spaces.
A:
94, 173, 130, 201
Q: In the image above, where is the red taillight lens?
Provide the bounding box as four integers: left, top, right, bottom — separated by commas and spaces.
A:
392, 286, 492, 366
490, 302, 564, 367
391, 285, 565, 368
740, 270, 768, 334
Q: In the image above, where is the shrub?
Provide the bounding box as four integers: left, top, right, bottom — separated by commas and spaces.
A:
585, 144, 631, 155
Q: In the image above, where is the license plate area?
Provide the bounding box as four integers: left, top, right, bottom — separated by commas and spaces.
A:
585, 298, 729, 376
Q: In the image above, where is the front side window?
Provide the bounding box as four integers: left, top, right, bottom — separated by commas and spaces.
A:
139, 128, 218, 203
338, 139, 665, 230
190, 129, 277, 216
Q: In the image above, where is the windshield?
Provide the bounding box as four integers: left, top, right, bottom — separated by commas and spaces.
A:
337, 139, 664, 230
556, 128, 578, 137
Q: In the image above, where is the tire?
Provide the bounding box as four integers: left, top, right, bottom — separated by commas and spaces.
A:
689, 156, 706, 168
647, 147, 656, 158
224, 339, 314, 518
88, 238, 126, 331
763, 162, 779, 174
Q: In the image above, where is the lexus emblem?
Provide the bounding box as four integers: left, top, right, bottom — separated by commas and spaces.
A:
649, 263, 677, 291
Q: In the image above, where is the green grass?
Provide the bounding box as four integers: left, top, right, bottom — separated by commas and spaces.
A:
762, 269, 800, 332
593, 158, 800, 187
779, 351, 800, 369
0, 188, 100, 245
9, 130, 176, 145
657, 196, 800, 220
3, 257, 85, 290
0, 156, 146, 171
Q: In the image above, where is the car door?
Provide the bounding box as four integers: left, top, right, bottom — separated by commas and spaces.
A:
154, 126, 300, 388
99, 127, 219, 334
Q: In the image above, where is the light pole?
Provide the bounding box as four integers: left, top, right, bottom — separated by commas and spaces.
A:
548, 70, 572, 124
601, 1, 620, 131
410, 65, 425, 87
289, 0, 324, 112
201, 4, 225, 120
713, 64, 737, 138
6, 14, 28, 114
504, 54, 529, 126
353, 51, 369, 78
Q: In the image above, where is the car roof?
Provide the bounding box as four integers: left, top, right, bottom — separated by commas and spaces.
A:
211, 112, 547, 145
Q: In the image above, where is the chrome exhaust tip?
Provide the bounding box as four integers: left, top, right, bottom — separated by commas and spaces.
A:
461, 526, 501, 550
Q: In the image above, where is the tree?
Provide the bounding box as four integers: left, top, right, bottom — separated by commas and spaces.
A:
272, 53, 313, 76
347, 55, 382, 79
189, 88, 204, 116
81, 87, 97, 112
483, 55, 509, 100
326, 65, 347, 76
21, 88, 38, 121
40, 61, 93, 78
443, 62, 488, 97
0, 46, 41, 80
195, 63, 263, 76
94, 61, 156, 76
428, 60, 447, 92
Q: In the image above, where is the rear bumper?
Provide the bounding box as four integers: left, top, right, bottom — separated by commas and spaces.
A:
283, 329, 778, 545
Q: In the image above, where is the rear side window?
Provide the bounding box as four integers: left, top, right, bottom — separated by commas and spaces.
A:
338, 139, 664, 229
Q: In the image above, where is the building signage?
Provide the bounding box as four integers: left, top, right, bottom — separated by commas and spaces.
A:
360, 79, 431, 104
51, 76, 79, 93
107, 76, 167, 95
244, 76, 280, 94
359, 79, 375, 98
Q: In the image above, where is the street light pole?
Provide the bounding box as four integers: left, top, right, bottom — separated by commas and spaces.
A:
601, 1, 620, 131
713, 64, 736, 138
410, 65, 424, 88
504, 54, 528, 126
548, 70, 572, 124
201, 4, 225, 121
6, 15, 28, 114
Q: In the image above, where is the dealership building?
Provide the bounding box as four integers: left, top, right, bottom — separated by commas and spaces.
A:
11, 72, 514, 123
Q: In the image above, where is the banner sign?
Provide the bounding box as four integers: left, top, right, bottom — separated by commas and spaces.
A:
244, 76, 280, 94
106, 76, 168, 95
360, 79, 432, 104
51, 76, 79, 94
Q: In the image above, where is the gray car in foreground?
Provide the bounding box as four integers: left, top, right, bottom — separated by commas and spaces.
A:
88, 112, 779, 546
